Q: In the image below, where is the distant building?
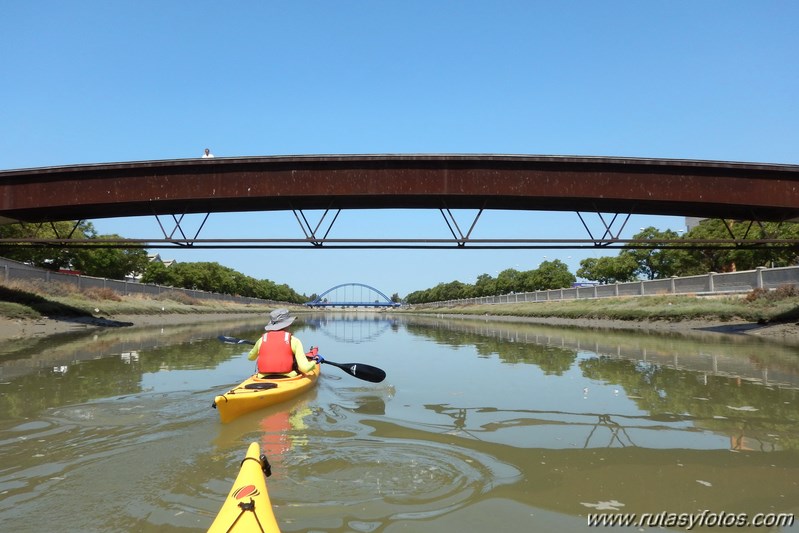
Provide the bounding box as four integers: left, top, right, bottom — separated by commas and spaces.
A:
147, 254, 177, 267
685, 217, 704, 231
147, 254, 177, 268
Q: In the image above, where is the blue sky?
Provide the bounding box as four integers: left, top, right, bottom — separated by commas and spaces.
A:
2, 2, 798, 297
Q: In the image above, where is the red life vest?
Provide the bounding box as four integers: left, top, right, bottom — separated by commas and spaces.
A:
257, 331, 295, 374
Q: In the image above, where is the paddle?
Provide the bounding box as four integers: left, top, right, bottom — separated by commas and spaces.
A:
217, 335, 387, 383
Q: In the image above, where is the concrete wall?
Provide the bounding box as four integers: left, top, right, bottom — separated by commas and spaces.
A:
417, 266, 798, 308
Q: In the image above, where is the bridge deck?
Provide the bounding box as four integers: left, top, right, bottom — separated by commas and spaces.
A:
2, 154, 799, 224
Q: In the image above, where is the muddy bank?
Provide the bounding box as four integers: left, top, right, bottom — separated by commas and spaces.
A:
407, 312, 799, 344
0, 313, 267, 340
2, 311, 799, 344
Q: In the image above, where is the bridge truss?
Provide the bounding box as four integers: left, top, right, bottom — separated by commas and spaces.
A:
3, 208, 798, 251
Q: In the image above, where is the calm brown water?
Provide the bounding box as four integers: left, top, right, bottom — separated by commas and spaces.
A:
1, 313, 798, 532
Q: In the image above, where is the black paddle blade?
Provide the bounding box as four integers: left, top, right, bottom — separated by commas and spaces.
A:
218, 335, 255, 345
325, 361, 386, 383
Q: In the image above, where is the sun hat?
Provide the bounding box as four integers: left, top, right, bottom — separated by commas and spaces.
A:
264, 308, 296, 331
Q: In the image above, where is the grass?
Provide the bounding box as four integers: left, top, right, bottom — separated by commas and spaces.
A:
403, 290, 799, 324
0, 280, 276, 320
3, 279, 799, 326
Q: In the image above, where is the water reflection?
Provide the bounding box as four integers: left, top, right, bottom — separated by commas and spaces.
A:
396, 314, 799, 454
304, 312, 401, 344
368, 417, 799, 530
275, 396, 520, 527
580, 356, 798, 451
402, 314, 799, 388
0, 312, 797, 532
0, 317, 267, 422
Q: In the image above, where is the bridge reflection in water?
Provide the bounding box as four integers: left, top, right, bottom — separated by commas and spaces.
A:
303, 312, 399, 344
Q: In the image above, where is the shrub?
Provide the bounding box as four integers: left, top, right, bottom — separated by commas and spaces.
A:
6, 279, 80, 297
773, 284, 798, 299
745, 288, 769, 302
156, 290, 203, 306
82, 287, 123, 302
745, 284, 799, 302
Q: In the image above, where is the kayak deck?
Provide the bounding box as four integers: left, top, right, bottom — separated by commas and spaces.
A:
213, 365, 320, 423
208, 442, 280, 533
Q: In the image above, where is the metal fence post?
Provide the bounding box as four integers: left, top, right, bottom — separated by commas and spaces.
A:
755, 267, 765, 289
708, 272, 715, 293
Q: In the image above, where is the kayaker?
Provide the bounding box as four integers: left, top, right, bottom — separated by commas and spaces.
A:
247, 308, 321, 377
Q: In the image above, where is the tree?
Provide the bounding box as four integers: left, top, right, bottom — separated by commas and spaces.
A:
621, 227, 682, 280
529, 259, 576, 289
577, 255, 638, 284
141, 260, 178, 286
748, 221, 799, 268
676, 220, 748, 274
680, 220, 799, 272
473, 273, 497, 297
71, 238, 149, 280
496, 268, 522, 294
404, 289, 429, 304
0, 220, 94, 270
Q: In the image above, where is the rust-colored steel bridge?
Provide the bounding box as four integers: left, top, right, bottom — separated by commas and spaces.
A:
1, 154, 798, 249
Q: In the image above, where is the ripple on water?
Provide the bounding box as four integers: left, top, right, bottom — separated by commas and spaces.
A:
277, 437, 520, 522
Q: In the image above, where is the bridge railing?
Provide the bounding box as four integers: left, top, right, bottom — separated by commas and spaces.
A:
0, 257, 277, 306
413, 266, 799, 308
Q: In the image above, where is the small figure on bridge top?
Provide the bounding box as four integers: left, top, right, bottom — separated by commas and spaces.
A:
202, 148, 214, 158
247, 309, 320, 377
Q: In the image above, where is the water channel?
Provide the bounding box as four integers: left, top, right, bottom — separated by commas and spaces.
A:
1, 313, 798, 532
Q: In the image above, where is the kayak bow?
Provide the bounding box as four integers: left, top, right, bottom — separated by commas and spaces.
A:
208, 442, 280, 532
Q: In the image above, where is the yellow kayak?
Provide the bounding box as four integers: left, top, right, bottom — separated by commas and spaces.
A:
213, 362, 321, 424
208, 442, 280, 533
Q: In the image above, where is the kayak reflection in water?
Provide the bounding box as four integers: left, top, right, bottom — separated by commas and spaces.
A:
260, 406, 312, 456
248, 309, 323, 377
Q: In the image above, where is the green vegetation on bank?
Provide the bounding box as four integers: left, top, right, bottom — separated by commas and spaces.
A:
405, 287, 799, 324
0, 221, 308, 303
405, 220, 799, 304
0, 279, 277, 321
4, 219, 798, 305
4, 277, 799, 327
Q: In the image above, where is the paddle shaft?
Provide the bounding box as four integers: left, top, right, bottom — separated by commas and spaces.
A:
217, 335, 386, 383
